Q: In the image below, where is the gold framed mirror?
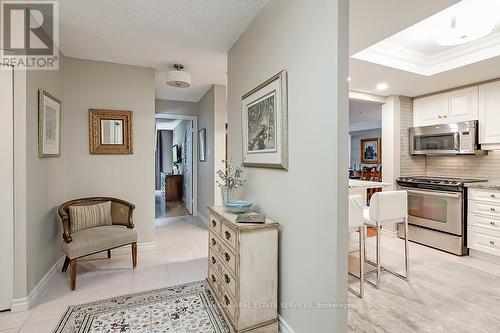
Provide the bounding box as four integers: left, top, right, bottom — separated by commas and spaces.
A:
89, 109, 133, 154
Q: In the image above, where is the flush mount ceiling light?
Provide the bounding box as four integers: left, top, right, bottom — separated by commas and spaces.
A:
351, 0, 500, 76
166, 64, 191, 88
436, 10, 494, 46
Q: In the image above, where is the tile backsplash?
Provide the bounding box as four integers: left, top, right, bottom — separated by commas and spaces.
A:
426, 151, 500, 180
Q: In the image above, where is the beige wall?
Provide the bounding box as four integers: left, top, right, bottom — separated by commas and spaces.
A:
156, 99, 198, 117
227, 0, 349, 332
63, 57, 156, 244
24, 55, 66, 294
197, 87, 215, 218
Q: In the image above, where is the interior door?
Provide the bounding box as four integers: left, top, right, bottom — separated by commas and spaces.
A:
0, 65, 14, 310
183, 122, 193, 214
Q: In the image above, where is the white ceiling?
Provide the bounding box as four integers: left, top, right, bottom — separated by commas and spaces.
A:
348, 0, 500, 97
59, 0, 268, 102
352, 0, 500, 76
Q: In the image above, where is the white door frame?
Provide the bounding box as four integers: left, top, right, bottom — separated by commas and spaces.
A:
155, 114, 198, 216
1, 65, 14, 310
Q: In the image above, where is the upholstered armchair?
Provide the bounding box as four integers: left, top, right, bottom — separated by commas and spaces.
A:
58, 197, 138, 290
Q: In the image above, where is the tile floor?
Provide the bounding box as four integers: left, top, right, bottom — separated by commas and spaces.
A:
0, 215, 208, 333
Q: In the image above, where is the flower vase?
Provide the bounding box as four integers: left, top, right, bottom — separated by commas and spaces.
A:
220, 186, 232, 204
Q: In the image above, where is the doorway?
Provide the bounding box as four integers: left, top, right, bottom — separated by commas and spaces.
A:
0, 65, 14, 310
155, 114, 198, 221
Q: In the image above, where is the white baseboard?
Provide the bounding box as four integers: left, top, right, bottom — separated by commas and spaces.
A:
470, 249, 500, 265
380, 228, 398, 238
11, 255, 65, 313
278, 315, 295, 333
196, 210, 209, 226
111, 242, 157, 256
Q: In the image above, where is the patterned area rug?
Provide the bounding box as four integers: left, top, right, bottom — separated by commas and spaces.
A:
54, 281, 229, 333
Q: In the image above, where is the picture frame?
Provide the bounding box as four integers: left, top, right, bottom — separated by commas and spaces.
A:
241, 70, 288, 170
360, 137, 381, 164
38, 90, 62, 157
89, 109, 133, 154
199, 128, 206, 162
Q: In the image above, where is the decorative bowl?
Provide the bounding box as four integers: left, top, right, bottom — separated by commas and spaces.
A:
223, 200, 253, 214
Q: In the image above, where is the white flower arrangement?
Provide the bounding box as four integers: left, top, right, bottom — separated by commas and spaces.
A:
216, 160, 245, 192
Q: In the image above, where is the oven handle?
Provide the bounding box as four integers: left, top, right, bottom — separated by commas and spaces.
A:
405, 189, 461, 199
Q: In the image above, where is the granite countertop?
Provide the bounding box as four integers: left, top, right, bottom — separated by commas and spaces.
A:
348, 179, 392, 189
465, 181, 500, 190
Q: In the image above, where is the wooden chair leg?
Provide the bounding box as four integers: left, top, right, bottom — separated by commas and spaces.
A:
132, 242, 137, 269
70, 260, 77, 290
62, 256, 70, 273
107, 249, 111, 259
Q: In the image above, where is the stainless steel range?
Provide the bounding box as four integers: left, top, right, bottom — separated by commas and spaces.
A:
396, 176, 487, 255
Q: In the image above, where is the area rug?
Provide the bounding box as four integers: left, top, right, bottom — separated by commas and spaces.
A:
348, 254, 500, 333
54, 281, 229, 333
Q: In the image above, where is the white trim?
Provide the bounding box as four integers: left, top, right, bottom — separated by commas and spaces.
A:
380, 228, 398, 238
111, 242, 157, 256
196, 210, 209, 226
470, 249, 500, 265
155, 114, 198, 215
11, 256, 65, 313
278, 314, 295, 333
349, 91, 385, 104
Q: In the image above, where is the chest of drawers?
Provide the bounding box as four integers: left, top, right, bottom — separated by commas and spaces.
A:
207, 206, 279, 333
468, 188, 500, 258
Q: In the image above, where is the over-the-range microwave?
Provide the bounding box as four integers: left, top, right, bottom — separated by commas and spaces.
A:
410, 120, 484, 155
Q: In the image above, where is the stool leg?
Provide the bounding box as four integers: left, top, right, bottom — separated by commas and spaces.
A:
376, 221, 381, 289
359, 225, 365, 298
404, 218, 409, 280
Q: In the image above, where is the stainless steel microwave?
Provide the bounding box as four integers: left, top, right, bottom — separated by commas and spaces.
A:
410, 121, 483, 155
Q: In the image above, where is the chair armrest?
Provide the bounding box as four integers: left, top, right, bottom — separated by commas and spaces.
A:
111, 199, 136, 229
58, 208, 73, 244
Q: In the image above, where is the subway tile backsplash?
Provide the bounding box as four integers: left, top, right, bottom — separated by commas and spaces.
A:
426, 151, 500, 180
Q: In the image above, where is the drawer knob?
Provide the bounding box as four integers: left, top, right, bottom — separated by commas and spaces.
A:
224, 252, 230, 262
224, 295, 230, 306
211, 274, 216, 283
438, 115, 443, 119
225, 231, 231, 240
491, 194, 496, 198
490, 221, 496, 226
490, 240, 495, 246
211, 256, 216, 264
224, 273, 230, 284
211, 220, 217, 227
443, 115, 448, 118
491, 208, 496, 212
211, 238, 216, 246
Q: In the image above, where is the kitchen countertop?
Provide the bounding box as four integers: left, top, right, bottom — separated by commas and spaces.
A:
349, 179, 392, 189
464, 181, 500, 190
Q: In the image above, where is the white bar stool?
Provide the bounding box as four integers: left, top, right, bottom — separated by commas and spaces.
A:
348, 195, 366, 298
363, 190, 409, 289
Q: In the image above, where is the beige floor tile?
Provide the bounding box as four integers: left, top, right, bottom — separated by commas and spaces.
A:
0, 311, 31, 331
18, 319, 58, 333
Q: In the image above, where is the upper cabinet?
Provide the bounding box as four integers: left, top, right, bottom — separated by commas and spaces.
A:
413, 86, 479, 127
479, 81, 500, 148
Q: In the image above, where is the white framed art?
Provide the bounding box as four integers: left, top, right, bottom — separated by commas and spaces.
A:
38, 90, 62, 157
241, 70, 288, 170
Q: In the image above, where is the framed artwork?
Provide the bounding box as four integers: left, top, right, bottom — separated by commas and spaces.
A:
38, 90, 62, 157
360, 138, 381, 164
241, 70, 288, 170
89, 109, 133, 154
199, 128, 206, 162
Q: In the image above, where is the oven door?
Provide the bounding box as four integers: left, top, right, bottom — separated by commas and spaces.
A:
411, 132, 459, 155
402, 188, 463, 235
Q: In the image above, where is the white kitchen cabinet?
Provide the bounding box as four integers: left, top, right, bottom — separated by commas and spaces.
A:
479, 81, 500, 147
413, 86, 479, 126
413, 94, 444, 126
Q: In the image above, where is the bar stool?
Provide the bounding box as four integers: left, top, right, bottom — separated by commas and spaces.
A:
348, 195, 366, 298
363, 190, 408, 289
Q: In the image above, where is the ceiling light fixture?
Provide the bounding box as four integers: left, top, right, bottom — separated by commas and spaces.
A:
166, 64, 191, 88
436, 9, 494, 46
376, 82, 388, 91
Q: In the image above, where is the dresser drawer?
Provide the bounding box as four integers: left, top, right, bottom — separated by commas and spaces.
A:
468, 213, 500, 232
209, 267, 220, 287
218, 241, 237, 276
220, 265, 237, 299
209, 248, 223, 276
469, 200, 500, 217
209, 232, 220, 251
469, 189, 500, 204
468, 226, 500, 256
221, 289, 237, 323
209, 214, 222, 235
221, 222, 237, 250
